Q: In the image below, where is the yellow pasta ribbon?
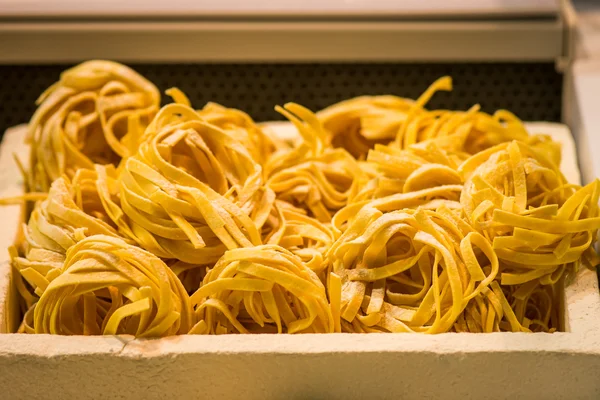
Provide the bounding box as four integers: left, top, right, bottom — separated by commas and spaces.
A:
26, 60, 160, 192
32, 235, 192, 336
111, 103, 273, 263
197, 102, 276, 165
190, 245, 334, 334
266, 103, 364, 222
11, 170, 124, 310
9, 72, 600, 337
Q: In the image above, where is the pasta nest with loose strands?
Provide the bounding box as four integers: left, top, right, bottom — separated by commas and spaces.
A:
327, 204, 526, 333
318, 76, 562, 165
188, 245, 338, 334
102, 103, 275, 264
10, 169, 124, 319
265, 103, 364, 223
262, 200, 335, 276
21, 235, 192, 336
388, 77, 563, 164
197, 102, 277, 165
460, 140, 600, 277
26, 60, 160, 192
7, 69, 600, 337
351, 139, 464, 202
458, 140, 600, 331
332, 182, 464, 236
317, 94, 414, 159
390, 77, 527, 154
161, 87, 278, 165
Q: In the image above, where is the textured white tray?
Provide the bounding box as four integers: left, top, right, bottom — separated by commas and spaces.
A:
0, 122, 599, 400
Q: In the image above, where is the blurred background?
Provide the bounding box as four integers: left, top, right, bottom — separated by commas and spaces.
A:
1, 0, 599, 185
0, 1, 574, 127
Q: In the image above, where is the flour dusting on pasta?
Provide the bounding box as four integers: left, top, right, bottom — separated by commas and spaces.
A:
7, 60, 600, 336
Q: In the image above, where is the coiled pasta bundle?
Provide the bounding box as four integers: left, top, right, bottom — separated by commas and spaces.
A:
189, 245, 336, 334
265, 103, 363, 222
333, 183, 463, 235
197, 102, 276, 165
267, 148, 361, 222
25, 235, 192, 336
391, 77, 532, 154
317, 95, 413, 159
319, 76, 556, 164
460, 140, 600, 285
163, 88, 277, 165
328, 206, 526, 333
352, 141, 463, 202
107, 103, 274, 263
263, 200, 335, 275
27, 60, 160, 192
11, 170, 122, 313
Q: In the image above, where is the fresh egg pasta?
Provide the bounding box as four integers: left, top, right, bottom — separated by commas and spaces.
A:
29, 235, 192, 336
26, 60, 160, 192
189, 245, 336, 334
7, 66, 600, 337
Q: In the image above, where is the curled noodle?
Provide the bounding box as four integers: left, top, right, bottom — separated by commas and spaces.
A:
105, 103, 274, 263
189, 245, 335, 334
27, 60, 160, 192
8, 71, 600, 337
32, 235, 192, 336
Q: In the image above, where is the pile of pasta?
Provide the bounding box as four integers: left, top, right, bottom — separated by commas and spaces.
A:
8, 61, 600, 337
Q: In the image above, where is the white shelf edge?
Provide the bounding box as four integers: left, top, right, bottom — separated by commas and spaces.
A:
0, 20, 563, 63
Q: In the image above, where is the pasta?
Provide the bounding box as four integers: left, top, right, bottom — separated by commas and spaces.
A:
263, 200, 335, 276
317, 94, 414, 159
26, 60, 160, 192
329, 206, 509, 333
7, 67, 600, 337
28, 235, 192, 336
318, 76, 562, 164
266, 103, 364, 222
189, 245, 335, 334
351, 140, 464, 202
10, 169, 123, 316
103, 103, 273, 264
197, 102, 277, 165
329, 136, 599, 333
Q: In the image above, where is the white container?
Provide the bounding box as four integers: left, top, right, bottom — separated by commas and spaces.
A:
0, 122, 599, 399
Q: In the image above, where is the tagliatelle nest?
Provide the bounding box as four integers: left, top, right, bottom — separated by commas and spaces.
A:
352, 140, 464, 202
105, 103, 273, 264
460, 141, 600, 278
197, 102, 277, 165
26, 60, 160, 192
189, 245, 336, 334
261, 200, 335, 278
318, 77, 562, 166
329, 206, 513, 333
317, 94, 413, 159
266, 103, 364, 222
10, 170, 122, 314
23, 235, 192, 337
7, 63, 600, 337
